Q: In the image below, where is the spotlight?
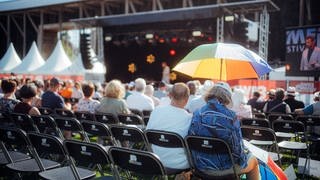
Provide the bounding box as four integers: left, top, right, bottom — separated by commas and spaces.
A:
105, 35, 112, 42
145, 33, 154, 39
192, 30, 202, 37
171, 37, 178, 43
169, 49, 176, 56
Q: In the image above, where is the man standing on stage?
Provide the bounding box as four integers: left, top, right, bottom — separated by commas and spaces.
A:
300, 36, 320, 71
161, 61, 170, 84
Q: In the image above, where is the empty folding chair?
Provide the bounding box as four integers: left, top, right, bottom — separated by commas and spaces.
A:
241, 126, 282, 166
55, 108, 75, 118
145, 129, 190, 175
268, 113, 293, 124
185, 135, 240, 180
0, 127, 61, 178
117, 113, 145, 128
39, 140, 114, 180
110, 125, 148, 150
81, 120, 117, 146
10, 112, 39, 132
95, 112, 119, 125
272, 120, 309, 176
252, 112, 266, 119
31, 115, 64, 139
241, 118, 270, 128
74, 111, 96, 121
109, 146, 169, 180
54, 117, 90, 142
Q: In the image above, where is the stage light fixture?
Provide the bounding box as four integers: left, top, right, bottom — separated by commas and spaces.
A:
145, 33, 154, 39
192, 30, 202, 37
169, 49, 176, 56
171, 37, 178, 43
225, 15, 234, 22
105, 35, 112, 41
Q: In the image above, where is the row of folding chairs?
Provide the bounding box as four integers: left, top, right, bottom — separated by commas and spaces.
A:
0, 126, 241, 180
37, 107, 149, 127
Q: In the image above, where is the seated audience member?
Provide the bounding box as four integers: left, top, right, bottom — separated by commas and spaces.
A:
14, 84, 41, 116
145, 84, 160, 107
184, 81, 200, 110
284, 86, 304, 112
41, 77, 69, 110
231, 88, 252, 119
295, 91, 320, 115
74, 82, 100, 113
153, 81, 167, 99
0, 79, 20, 113
247, 91, 265, 112
126, 78, 154, 111
95, 79, 130, 115
186, 80, 214, 113
146, 82, 192, 170
188, 82, 260, 180
263, 88, 291, 114
71, 81, 84, 100
31, 80, 44, 107
266, 89, 276, 102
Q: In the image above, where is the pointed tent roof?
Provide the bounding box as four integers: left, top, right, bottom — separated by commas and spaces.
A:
0, 43, 21, 73
58, 54, 85, 75
11, 41, 45, 74
32, 40, 72, 75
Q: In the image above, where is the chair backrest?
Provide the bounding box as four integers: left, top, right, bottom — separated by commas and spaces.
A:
253, 112, 266, 119
74, 111, 96, 121
142, 110, 152, 125
81, 120, 116, 145
31, 115, 64, 138
108, 146, 167, 179
28, 132, 67, 158
0, 127, 31, 147
118, 113, 145, 126
144, 129, 186, 150
10, 112, 39, 132
129, 109, 144, 118
272, 120, 305, 134
38, 107, 54, 115
110, 125, 148, 149
0, 110, 11, 125
241, 126, 277, 142
95, 112, 119, 124
54, 117, 90, 142
55, 108, 75, 118
295, 115, 320, 127
241, 118, 270, 128
268, 113, 293, 123
64, 139, 111, 168
185, 135, 239, 180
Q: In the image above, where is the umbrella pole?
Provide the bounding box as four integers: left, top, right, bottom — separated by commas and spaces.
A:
220, 58, 223, 80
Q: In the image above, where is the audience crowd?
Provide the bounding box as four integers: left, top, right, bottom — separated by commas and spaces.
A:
0, 76, 319, 179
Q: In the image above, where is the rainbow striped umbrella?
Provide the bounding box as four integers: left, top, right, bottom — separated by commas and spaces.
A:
173, 43, 272, 81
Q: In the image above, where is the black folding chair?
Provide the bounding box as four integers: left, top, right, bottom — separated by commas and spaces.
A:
144, 129, 190, 175
95, 112, 119, 125
10, 112, 39, 133
39, 140, 115, 180
241, 118, 270, 128
252, 112, 266, 119
142, 110, 152, 125
0, 127, 61, 178
55, 108, 75, 118
268, 113, 293, 124
110, 125, 148, 150
81, 120, 117, 146
31, 115, 64, 139
54, 117, 90, 142
74, 111, 96, 121
241, 126, 282, 166
38, 107, 54, 115
108, 146, 168, 180
272, 120, 309, 177
185, 135, 240, 180
117, 113, 145, 128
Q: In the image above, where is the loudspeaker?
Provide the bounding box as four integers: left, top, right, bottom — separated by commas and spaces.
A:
80, 33, 94, 69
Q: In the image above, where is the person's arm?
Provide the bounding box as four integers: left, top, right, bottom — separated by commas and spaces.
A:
29, 107, 41, 116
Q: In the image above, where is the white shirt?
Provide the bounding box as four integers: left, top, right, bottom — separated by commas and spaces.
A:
185, 96, 206, 113
146, 105, 192, 169
126, 91, 154, 111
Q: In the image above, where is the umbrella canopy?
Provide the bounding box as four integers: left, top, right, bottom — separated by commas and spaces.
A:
173, 43, 272, 81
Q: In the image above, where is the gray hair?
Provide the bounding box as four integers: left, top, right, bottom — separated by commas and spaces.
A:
135, 78, 146, 92
205, 86, 232, 106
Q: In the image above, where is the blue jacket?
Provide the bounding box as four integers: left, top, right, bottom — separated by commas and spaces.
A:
188, 99, 248, 171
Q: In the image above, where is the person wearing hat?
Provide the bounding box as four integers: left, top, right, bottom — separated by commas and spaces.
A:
13, 84, 41, 116
263, 88, 291, 114
188, 82, 260, 180
41, 77, 69, 110
284, 86, 305, 112
295, 91, 320, 115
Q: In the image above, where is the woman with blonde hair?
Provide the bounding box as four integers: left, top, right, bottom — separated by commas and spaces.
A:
95, 79, 130, 115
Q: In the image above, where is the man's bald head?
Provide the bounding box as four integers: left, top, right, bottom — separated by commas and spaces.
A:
170, 83, 190, 103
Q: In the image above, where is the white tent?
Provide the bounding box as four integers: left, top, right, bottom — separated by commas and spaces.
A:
10, 41, 45, 74
32, 40, 72, 75
58, 54, 85, 75
0, 43, 21, 73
